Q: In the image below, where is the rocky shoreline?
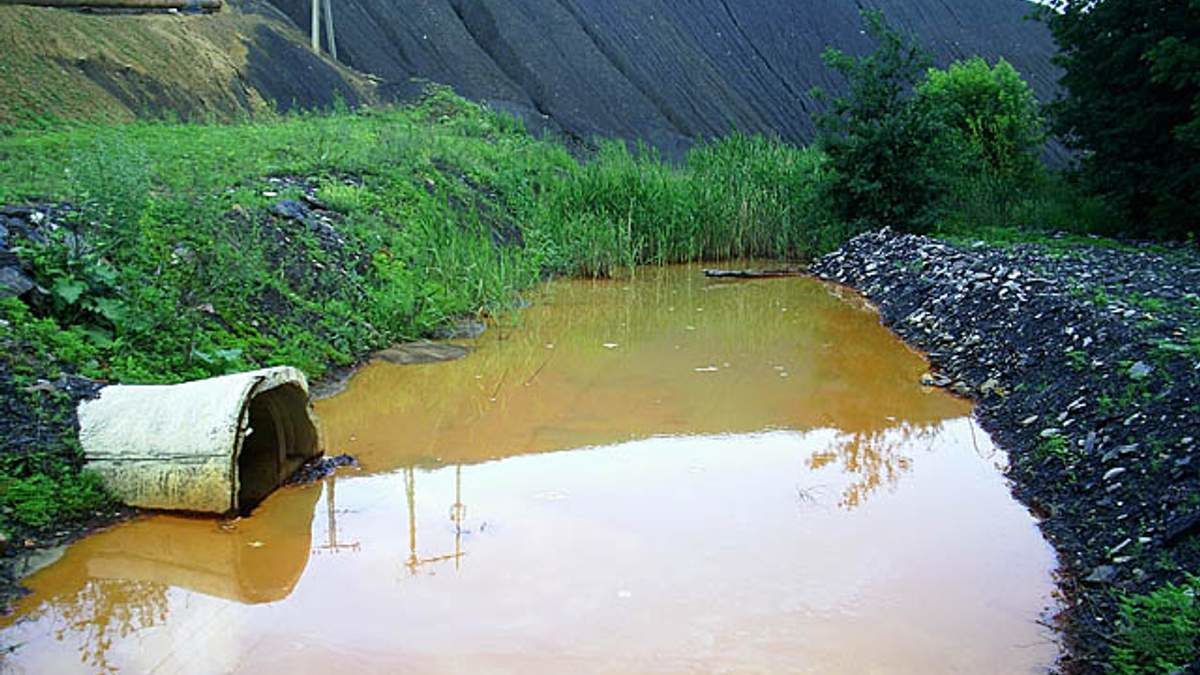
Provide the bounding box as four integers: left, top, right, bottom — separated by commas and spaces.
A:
811, 229, 1200, 672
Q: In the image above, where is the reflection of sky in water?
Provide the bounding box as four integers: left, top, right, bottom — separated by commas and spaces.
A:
0, 267, 1058, 673
2, 424, 1055, 674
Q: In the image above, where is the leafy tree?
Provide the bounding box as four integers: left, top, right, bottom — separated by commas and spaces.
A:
914, 57, 1053, 232
814, 10, 952, 233
916, 57, 1045, 181
1041, 0, 1200, 238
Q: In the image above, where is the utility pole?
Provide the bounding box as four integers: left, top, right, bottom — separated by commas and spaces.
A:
310, 0, 320, 52
323, 0, 337, 60
310, 0, 337, 59
314, 476, 360, 555
450, 465, 465, 571
402, 466, 467, 577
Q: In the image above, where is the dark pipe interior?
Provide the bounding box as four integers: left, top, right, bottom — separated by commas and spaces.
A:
237, 383, 318, 513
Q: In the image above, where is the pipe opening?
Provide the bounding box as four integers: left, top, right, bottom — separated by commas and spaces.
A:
238, 382, 318, 513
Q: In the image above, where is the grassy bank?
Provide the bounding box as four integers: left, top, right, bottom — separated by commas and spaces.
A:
0, 89, 839, 541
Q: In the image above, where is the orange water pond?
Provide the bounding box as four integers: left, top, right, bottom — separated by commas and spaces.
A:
0, 266, 1060, 673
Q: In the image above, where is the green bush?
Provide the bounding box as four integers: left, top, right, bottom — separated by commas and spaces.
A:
813, 11, 1122, 242
1112, 576, 1200, 674
912, 57, 1058, 235
1040, 0, 1199, 238
917, 57, 1044, 181
814, 9, 953, 233
0, 471, 112, 531
935, 165, 1120, 237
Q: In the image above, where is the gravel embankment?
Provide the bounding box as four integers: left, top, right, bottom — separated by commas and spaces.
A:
811, 229, 1200, 672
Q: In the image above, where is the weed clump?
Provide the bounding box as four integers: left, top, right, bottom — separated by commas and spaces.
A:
1112, 576, 1200, 673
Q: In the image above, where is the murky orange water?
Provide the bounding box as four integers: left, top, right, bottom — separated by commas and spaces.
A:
0, 266, 1060, 673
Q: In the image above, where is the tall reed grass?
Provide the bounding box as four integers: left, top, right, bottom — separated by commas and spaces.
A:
0, 89, 847, 384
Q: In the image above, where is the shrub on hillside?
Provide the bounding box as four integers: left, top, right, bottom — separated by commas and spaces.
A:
813, 10, 954, 234
814, 11, 1112, 238
917, 56, 1045, 182
915, 56, 1071, 234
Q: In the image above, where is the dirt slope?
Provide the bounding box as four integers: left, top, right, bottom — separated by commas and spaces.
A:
0, 0, 373, 126
1, 0, 1059, 152
267, 0, 1059, 154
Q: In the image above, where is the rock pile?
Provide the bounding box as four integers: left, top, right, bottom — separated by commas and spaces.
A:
0, 205, 68, 300
812, 229, 1200, 669
286, 453, 359, 485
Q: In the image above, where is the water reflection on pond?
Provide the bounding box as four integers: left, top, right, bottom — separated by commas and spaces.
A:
0, 266, 1060, 673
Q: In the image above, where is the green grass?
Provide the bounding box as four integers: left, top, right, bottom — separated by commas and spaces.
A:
926, 167, 1155, 252
0, 298, 115, 533
0, 88, 844, 386
0, 471, 110, 531
1066, 348, 1089, 372
1037, 434, 1076, 464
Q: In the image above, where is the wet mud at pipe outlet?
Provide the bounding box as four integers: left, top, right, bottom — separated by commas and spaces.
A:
0, 265, 1061, 673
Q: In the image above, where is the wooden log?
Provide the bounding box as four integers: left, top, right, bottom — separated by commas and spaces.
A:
702, 268, 805, 279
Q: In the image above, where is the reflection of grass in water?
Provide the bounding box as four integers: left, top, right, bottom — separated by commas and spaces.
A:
321, 269, 965, 470
362, 267, 905, 401
809, 423, 944, 509
43, 579, 169, 674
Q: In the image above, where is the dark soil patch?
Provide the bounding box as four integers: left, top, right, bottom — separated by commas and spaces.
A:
0, 203, 133, 610
242, 24, 364, 114
0, 363, 132, 612
233, 174, 379, 347
811, 229, 1200, 672
430, 157, 524, 248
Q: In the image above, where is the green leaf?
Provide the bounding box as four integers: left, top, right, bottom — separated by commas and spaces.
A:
90, 262, 119, 287
212, 348, 243, 362
91, 297, 127, 325
80, 326, 114, 349
190, 349, 214, 365
52, 278, 87, 305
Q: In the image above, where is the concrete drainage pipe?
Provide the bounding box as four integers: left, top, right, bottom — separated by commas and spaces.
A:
78, 366, 322, 515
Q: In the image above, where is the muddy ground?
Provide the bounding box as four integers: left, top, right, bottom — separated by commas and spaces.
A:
812, 229, 1200, 672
